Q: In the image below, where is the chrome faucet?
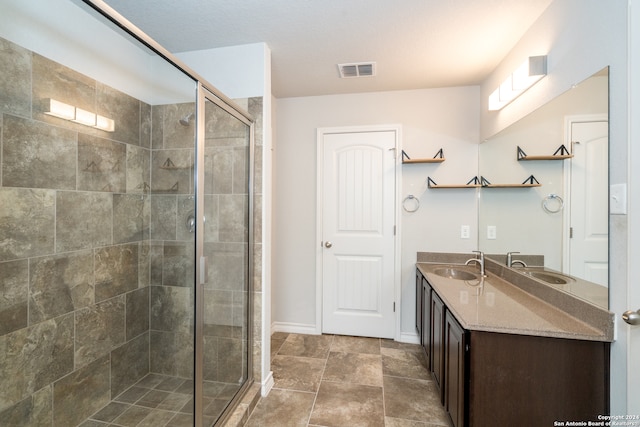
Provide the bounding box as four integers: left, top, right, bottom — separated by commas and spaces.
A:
506, 251, 528, 268
465, 250, 486, 276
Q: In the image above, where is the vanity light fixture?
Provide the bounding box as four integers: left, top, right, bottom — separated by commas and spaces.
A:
44, 98, 115, 132
488, 55, 547, 111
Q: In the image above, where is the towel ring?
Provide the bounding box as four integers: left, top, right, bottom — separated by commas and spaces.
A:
402, 195, 420, 213
542, 194, 564, 213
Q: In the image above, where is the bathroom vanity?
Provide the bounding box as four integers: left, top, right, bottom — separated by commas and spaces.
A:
416, 253, 613, 427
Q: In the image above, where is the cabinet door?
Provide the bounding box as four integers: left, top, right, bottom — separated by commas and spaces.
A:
421, 277, 431, 367
415, 271, 422, 341
431, 291, 445, 403
445, 310, 467, 427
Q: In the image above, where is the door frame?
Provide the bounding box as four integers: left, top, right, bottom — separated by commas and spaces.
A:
315, 124, 402, 340
562, 114, 608, 276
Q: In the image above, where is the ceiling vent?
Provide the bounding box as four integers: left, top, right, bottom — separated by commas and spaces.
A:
338, 62, 376, 78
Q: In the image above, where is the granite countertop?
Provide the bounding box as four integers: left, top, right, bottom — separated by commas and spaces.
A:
417, 262, 611, 342
514, 266, 608, 310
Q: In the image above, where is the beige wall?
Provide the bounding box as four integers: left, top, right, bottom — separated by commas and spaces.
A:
273, 86, 480, 337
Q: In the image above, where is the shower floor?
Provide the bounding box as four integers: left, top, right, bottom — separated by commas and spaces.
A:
82, 373, 241, 426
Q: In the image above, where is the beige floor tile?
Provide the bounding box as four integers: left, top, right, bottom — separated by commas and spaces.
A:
271, 332, 289, 340
330, 335, 381, 354
322, 351, 383, 386
246, 389, 316, 427
383, 376, 450, 425
278, 334, 334, 359
385, 416, 451, 427
381, 346, 430, 380
81, 333, 447, 426
271, 337, 286, 358
309, 381, 384, 427
272, 355, 326, 392
381, 339, 423, 351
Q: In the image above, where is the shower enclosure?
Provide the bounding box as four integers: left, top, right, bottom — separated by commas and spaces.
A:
0, 1, 257, 426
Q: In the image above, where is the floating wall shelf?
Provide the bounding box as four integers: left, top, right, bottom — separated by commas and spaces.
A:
427, 175, 541, 189
427, 176, 481, 189
517, 145, 573, 161
402, 149, 445, 164
480, 174, 541, 188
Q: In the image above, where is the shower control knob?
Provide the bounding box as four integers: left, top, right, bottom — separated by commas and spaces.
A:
186, 213, 196, 233
325, 241, 333, 248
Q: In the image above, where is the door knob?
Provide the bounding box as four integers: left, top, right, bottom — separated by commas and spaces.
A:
622, 309, 640, 325
325, 241, 333, 248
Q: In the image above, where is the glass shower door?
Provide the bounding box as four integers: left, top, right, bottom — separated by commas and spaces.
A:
195, 90, 253, 426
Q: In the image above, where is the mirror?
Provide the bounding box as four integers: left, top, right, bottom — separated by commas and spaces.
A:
478, 67, 609, 308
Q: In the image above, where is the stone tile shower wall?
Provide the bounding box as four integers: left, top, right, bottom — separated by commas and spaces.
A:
0, 37, 154, 426
201, 99, 252, 387
148, 101, 197, 381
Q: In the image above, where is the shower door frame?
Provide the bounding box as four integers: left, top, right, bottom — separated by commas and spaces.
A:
194, 85, 256, 427
80, 1, 257, 426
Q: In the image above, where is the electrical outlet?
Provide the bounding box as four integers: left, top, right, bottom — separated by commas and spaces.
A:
487, 225, 497, 240
460, 225, 470, 239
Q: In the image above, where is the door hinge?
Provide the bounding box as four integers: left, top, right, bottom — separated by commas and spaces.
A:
393, 225, 396, 236
393, 302, 396, 312
465, 344, 470, 352
569, 227, 573, 238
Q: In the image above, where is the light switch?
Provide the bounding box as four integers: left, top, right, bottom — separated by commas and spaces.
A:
610, 183, 627, 215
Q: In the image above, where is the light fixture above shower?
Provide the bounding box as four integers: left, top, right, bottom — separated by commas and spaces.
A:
44, 98, 115, 132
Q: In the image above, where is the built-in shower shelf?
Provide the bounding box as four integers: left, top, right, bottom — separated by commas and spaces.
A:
159, 157, 192, 170
149, 182, 179, 193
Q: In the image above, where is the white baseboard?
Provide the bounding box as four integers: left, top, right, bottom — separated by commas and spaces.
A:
271, 321, 420, 345
271, 321, 320, 335
261, 371, 274, 396
399, 331, 420, 344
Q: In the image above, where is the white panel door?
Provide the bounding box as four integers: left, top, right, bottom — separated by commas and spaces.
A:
569, 121, 608, 286
321, 130, 396, 338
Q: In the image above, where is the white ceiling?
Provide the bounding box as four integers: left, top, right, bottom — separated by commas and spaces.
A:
102, 0, 553, 98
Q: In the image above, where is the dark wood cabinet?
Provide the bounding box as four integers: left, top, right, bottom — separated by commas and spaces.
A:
445, 309, 467, 427
416, 267, 610, 427
468, 332, 609, 426
415, 271, 422, 342
421, 277, 431, 369
431, 290, 445, 403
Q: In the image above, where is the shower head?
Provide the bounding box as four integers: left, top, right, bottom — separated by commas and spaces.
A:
179, 112, 194, 126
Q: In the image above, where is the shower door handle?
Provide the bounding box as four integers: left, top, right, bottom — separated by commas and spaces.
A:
199, 256, 208, 285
